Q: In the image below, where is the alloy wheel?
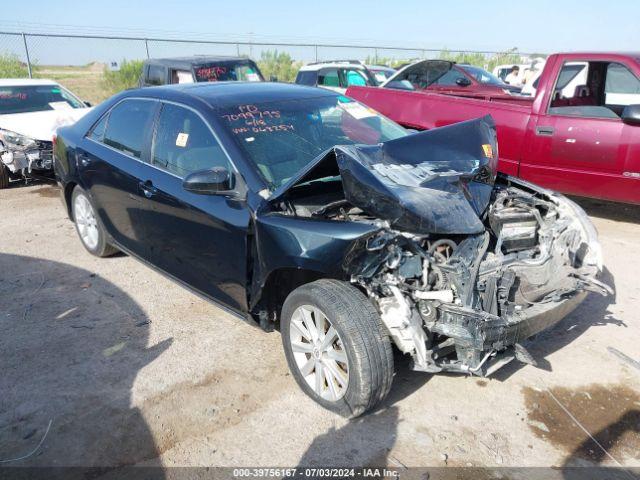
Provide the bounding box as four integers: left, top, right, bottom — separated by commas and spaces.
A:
74, 194, 99, 251
289, 304, 349, 401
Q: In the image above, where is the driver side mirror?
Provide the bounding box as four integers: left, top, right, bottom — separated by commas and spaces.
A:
84, 101, 92, 107
269, 75, 278, 82
455, 77, 472, 87
183, 167, 235, 195
621, 104, 640, 126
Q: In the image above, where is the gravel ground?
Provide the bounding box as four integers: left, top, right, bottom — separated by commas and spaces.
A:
1, 183, 639, 474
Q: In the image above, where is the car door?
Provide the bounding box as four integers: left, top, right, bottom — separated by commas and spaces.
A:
317, 68, 344, 94
80, 98, 158, 257
521, 60, 638, 201
339, 68, 370, 89
135, 101, 251, 312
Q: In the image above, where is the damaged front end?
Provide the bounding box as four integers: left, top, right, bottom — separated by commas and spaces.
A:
272, 116, 611, 376
346, 181, 610, 375
0, 129, 53, 181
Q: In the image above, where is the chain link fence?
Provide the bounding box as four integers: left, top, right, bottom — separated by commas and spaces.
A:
0, 31, 534, 103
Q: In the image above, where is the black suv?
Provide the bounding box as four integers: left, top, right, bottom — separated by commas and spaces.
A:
139, 56, 264, 87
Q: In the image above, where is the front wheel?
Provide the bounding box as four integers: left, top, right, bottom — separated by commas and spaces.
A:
0, 164, 9, 189
281, 279, 394, 417
72, 186, 118, 257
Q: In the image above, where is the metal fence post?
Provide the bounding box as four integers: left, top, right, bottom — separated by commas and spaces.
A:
374, 48, 378, 64
236, 43, 240, 56
21, 33, 32, 78
315, 45, 318, 62
144, 38, 150, 58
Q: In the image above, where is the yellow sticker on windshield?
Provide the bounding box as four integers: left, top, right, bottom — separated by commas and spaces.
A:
482, 144, 493, 158
176, 133, 189, 147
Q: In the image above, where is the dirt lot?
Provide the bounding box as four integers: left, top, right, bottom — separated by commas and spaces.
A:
1, 182, 639, 474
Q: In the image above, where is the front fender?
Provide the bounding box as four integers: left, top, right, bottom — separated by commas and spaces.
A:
249, 213, 380, 308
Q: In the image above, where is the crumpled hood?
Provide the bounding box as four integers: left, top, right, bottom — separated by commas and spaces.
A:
0, 108, 90, 141
272, 116, 498, 235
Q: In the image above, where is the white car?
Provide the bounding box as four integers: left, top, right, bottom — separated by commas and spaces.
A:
0, 79, 91, 188
294, 60, 377, 94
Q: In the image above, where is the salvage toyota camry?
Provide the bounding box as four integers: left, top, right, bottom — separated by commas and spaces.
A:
54, 82, 611, 417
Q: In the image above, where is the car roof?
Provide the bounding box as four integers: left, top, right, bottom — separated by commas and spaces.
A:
366, 65, 396, 71
130, 81, 337, 109
299, 61, 367, 72
0, 78, 59, 87
143, 56, 255, 69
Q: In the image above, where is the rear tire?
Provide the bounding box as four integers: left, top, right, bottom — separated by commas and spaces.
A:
71, 186, 118, 257
281, 279, 394, 417
0, 164, 9, 189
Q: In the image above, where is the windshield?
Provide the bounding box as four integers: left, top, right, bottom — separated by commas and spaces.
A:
459, 66, 506, 86
370, 68, 395, 84
194, 61, 264, 82
218, 95, 408, 189
0, 85, 84, 115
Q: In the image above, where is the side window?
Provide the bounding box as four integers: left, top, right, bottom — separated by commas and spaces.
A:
318, 69, 340, 87
397, 61, 451, 89
432, 68, 465, 86
549, 61, 625, 119
170, 69, 194, 84
605, 63, 640, 106
341, 69, 368, 87
87, 114, 108, 141
146, 65, 165, 85
103, 99, 157, 158
152, 103, 230, 178
295, 71, 317, 86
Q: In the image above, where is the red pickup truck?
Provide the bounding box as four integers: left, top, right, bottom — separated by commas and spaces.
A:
347, 52, 640, 204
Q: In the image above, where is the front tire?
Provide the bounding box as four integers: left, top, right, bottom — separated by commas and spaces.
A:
0, 164, 9, 189
72, 186, 118, 257
281, 279, 394, 417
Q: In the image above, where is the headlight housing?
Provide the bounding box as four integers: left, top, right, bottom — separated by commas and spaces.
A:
0, 129, 37, 151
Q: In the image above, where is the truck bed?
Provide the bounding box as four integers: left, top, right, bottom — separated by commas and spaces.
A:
347, 86, 534, 176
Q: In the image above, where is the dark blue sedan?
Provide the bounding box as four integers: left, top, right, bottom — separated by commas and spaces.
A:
54, 82, 606, 417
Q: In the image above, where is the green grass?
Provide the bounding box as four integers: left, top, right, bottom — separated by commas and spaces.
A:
0, 53, 29, 77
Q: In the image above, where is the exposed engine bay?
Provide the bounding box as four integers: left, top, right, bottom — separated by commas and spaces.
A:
270, 117, 611, 376
0, 138, 54, 180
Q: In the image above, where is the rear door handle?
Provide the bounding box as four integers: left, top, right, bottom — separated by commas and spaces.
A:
535, 126, 555, 136
139, 180, 157, 199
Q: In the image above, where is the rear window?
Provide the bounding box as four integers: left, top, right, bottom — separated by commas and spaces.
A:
194, 62, 263, 82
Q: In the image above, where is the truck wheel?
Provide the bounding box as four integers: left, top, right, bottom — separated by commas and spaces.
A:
0, 164, 9, 189
72, 186, 118, 257
281, 279, 394, 417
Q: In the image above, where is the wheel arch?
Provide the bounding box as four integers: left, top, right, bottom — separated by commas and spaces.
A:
63, 181, 78, 220
253, 267, 337, 325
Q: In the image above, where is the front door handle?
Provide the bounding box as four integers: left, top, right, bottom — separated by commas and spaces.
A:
139, 180, 157, 199
535, 126, 555, 136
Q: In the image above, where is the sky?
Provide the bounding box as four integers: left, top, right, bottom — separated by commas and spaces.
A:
2, 0, 639, 65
